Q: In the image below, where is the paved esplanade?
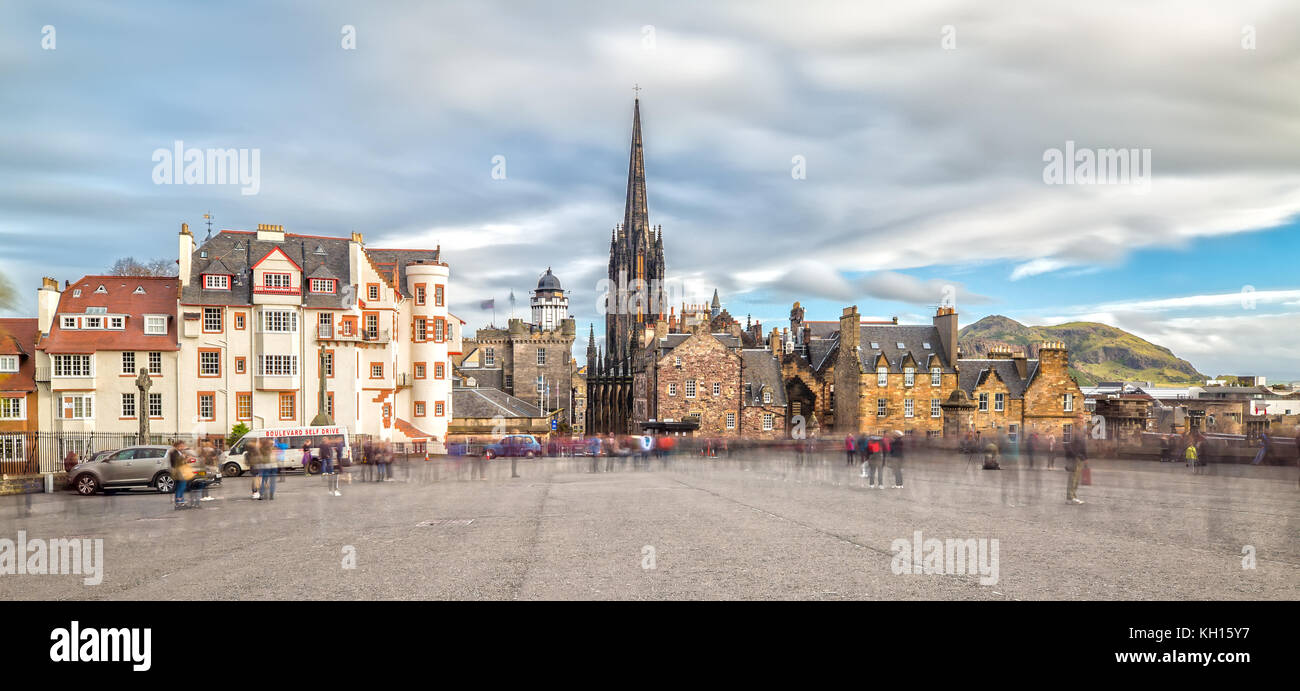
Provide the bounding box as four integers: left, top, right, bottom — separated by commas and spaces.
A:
2, 452, 1295, 600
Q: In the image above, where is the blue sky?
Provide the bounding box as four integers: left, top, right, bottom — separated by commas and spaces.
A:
1, 0, 1297, 380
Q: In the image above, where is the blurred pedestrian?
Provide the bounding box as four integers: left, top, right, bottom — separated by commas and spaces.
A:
1025, 432, 1037, 469
258, 438, 278, 500
1065, 426, 1086, 504
198, 441, 218, 502
301, 441, 313, 475
63, 450, 80, 475
167, 439, 191, 508
844, 434, 856, 466
1046, 434, 1057, 469
890, 431, 905, 488
1159, 434, 1172, 463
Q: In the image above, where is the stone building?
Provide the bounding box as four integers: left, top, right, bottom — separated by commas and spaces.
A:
460, 280, 578, 428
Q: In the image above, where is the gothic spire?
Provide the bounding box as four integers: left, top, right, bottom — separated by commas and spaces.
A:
623, 97, 650, 250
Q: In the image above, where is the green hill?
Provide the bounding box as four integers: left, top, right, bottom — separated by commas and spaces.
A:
958, 315, 1205, 386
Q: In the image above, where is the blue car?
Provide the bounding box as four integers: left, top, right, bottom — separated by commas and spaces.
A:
484, 435, 542, 459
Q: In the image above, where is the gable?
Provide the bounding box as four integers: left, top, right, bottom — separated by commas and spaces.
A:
250, 246, 303, 272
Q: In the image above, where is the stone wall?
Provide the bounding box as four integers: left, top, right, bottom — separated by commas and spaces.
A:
653, 333, 742, 437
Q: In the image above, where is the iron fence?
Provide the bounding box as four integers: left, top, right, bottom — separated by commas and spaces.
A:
0, 431, 222, 476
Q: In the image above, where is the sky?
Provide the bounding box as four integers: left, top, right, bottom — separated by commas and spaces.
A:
1, 0, 1298, 380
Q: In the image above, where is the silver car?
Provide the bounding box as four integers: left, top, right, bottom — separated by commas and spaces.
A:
69, 445, 183, 496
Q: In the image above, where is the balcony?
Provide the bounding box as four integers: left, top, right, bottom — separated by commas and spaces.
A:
253, 284, 300, 296
396, 373, 412, 389
35, 367, 50, 383
317, 325, 390, 344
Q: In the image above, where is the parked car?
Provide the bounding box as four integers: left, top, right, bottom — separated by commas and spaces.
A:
483, 435, 542, 459
67, 445, 204, 496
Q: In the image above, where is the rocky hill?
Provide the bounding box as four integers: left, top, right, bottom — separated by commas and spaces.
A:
959, 315, 1205, 386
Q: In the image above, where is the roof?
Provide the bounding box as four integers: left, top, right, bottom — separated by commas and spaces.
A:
452, 387, 545, 419
363, 248, 443, 298
957, 358, 1040, 398
38, 276, 180, 354
181, 231, 353, 309
856, 325, 956, 373
740, 349, 787, 407
536, 267, 562, 291
0, 318, 39, 393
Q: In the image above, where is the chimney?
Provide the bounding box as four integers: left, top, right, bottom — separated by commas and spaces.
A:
987, 344, 1013, 360
769, 328, 782, 358
1012, 349, 1028, 379
1036, 340, 1069, 376
350, 232, 364, 245
178, 222, 194, 287
933, 306, 958, 370
839, 306, 860, 353
37, 277, 61, 334
654, 318, 668, 342
257, 223, 286, 242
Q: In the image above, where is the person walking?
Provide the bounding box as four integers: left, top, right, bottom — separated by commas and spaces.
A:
845, 434, 856, 467
301, 441, 313, 476
1064, 426, 1086, 504
258, 438, 278, 500
1046, 434, 1057, 469
1159, 434, 1171, 463
1025, 432, 1037, 470
890, 431, 905, 488
167, 439, 191, 508
198, 441, 218, 502
323, 437, 341, 496
1185, 440, 1200, 474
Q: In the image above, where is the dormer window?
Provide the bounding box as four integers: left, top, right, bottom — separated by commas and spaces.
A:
922, 342, 931, 349
204, 274, 230, 290
72, 289, 81, 297
762, 389, 772, 404
94, 285, 107, 294
109, 316, 125, 329
133, 285, 146, 295
896, 342, 905, 349
870, 342, 879, 349
83, 316, 102, 329
144, 315, 167, 335
264, 273, 291, 288
61, 316, 77, 330
309, 278, 337, 294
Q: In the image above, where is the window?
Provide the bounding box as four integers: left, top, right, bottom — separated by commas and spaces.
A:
434, 319, 444, 342
414, 401, 426, 417
931, 399, 941, 418
204, 274, 229, 290
674, 356, 682, 368
668, 383, 677, 396
233, 356, 246, 375
877, 398, 887, 417
685, 379, 696, 398
870, 342, 879, 349
309, 278, 336, 294
326, 392, 334, 417
53, 354, 92, 377
148, 393, 162, 418
278, 392, 296, 421
504, 374, 513, 390
922, 342, 931, 349
236, 392, 252, 421
198, 393, 215, 420
260, 355, 299, 376
234, 313, 246, 330
1062, 423, 1073, 444
993, 393, 1005, 412
0, 435, 22, 463
978, 393, 989, 411
415, 285, 426, 305
370, 363, 384, 379
415, 319, 427, 341
763, 413, 774, 431
434, 401, 445, 417
931, 367, 941, 387
904, 367, 915, 387
725, 412, 736, 429
1008, 424, 1018, 444
61, 316, 77, 330
713, 382, 721, 396
877, 366, 888, 387
0, 356, 17, 373
1064, 393, 1074, 412
367, 284, 380, 301
321, 351, 333, 377
536, 348, 546, 366
364, 313, 379, 339
149, 352, 162, 375
120, 352, 135, 376
199, 349, 221, 377
904, 398, 914, 418
261, 310, 298, 333
414, 363, 426, 379
535, 376, 543, 394
434, 363, 445, 379
108, 316, 124, 329
144, 315, 167, 335
896, 342, 905, 349
61, 394, 94, 420
483, 348, 495, 367
263, 272, 292, 289
434, 284, 444, 307
83, 316, 102, 329
120, 393, 135, 419
0, 397, 24, 420
762, 389, 772, 404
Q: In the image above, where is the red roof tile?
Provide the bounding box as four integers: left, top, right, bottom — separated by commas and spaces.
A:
0, 318, 39, 393
38, 276, 180, 354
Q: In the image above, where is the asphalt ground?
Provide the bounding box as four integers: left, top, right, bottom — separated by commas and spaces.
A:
1, 450, 1295, 600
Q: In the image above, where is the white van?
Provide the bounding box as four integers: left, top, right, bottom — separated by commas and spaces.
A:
220, 425, 352, 477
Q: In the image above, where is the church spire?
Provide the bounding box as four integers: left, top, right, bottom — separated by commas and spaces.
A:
623, 97, 650, 249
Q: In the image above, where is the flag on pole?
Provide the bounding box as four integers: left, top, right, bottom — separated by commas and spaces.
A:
479, 298, 495, 310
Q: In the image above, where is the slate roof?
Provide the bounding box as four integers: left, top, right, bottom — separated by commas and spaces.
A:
0, 318, 39, 393
363, 248, 443, 298
856, 325, 956, 373
38, 276, 180, 354
957, 358, 1040, 399
181, 231, 353, 309
740, 349, 787, 407
452, 386, 544, 419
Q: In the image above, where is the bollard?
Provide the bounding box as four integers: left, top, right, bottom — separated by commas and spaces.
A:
44, 473, 55, 493
511, 457, 519, 478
